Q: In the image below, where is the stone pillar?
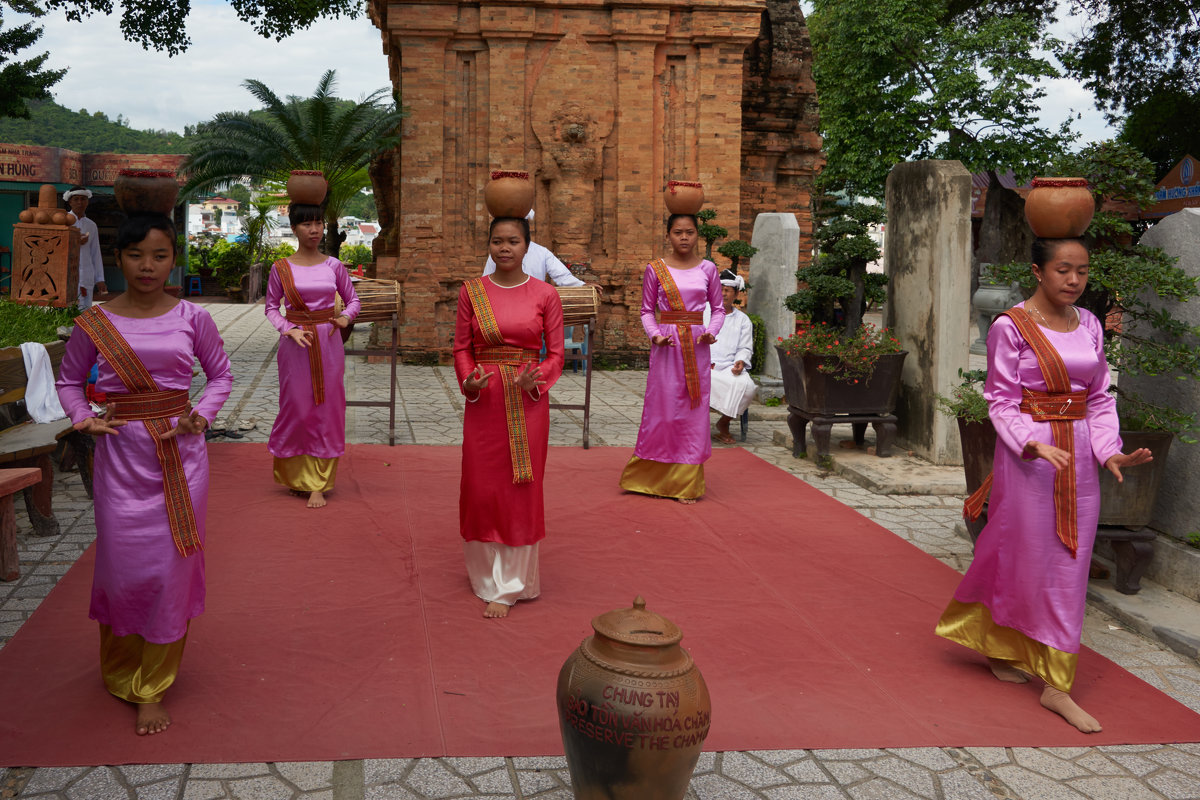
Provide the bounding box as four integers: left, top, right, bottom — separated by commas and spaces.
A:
747, 213, 799, 381
883, 160, 972, 465
1123, 209, 1200, 538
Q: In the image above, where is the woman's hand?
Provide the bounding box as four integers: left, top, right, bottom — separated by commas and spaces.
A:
1025, 439, 1072, 470
333, 315, 350, 329
1105, 447, 1153, 483
285, 328, 313, 348
696, 332, 717, 345
651, 334, 674, 347
160, 411, 207, 440
463, 365, 491, 393
732, 360, 745, 375
74, 412, 127, 437
513, 363, 546, 393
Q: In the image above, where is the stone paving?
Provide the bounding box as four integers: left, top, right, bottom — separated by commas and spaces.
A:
3, 302, 1200, 800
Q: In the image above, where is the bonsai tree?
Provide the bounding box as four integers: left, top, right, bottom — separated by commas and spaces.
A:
718, 239, 758, 273
991, 140, 1200, 440
786, 196, 887, 335
696, 208, 759, 273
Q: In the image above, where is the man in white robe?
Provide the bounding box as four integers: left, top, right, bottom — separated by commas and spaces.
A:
709, 270, 756, 443
64, 186, 105, 308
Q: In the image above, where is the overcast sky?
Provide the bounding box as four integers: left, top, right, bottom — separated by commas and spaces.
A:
19, 1, 1114, 145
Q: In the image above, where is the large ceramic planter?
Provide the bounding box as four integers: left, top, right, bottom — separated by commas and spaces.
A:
776, 348, 907, 415
1098, 430, 1173, 529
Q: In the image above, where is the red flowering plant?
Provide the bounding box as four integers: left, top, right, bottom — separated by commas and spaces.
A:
777, 321, 902, 384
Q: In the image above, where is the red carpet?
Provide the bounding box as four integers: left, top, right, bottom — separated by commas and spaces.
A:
1, 443, 1199, 766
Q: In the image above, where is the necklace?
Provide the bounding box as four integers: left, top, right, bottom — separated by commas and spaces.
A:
1027, 301, 1077, 332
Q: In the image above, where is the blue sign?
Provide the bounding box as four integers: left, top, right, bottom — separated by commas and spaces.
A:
1183, 157, 1194, 186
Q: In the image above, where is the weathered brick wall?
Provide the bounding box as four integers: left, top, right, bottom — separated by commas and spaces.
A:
368, 0, 819, 363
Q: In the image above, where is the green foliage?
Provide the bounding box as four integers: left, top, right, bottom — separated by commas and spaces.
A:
762, 396, 782, 407
0, 6, 65, 120
717, 239, 758, 273
181, 70, 406, 258
0, 99, 189, 150
990, 141, 1200, 438
777, 322, 903, 383
786, 200, 886, 336
936, 368, 990, 423
0, 297, 80, 346
696, 209, 727, 261
747, 312, 766, 374
1186, 531, 1200, 550
1118, 89, 1200, 181
339, 243, 372, 269
340, 190, 378, 221
809, 0, 1073, 198
208, 239, 252, 290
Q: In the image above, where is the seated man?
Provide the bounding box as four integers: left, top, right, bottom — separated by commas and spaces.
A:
709, 270, 757, 444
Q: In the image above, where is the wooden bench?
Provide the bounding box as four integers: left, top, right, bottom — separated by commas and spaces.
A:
0, 343, 92, 539
0, 467, 45, 580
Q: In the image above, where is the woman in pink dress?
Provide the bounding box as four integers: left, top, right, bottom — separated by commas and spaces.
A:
936, 238, 1151, 732
57, 213, 233, 736
454, 216, 564, 618
619, 214, 724, 503
265, 202, 360, 508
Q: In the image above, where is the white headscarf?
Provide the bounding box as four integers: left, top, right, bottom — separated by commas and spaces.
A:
62, 188, 93, 201
719, 269, 745, 291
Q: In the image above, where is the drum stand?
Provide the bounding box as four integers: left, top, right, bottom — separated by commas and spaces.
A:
549, 318, 595, 448
345, 313, 400, 446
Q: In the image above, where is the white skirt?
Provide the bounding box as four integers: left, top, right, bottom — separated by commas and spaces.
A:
464, 541, 540, 606
709, 366, 757, 418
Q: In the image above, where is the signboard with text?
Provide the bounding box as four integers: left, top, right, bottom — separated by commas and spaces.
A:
1146, 155, 1200, 218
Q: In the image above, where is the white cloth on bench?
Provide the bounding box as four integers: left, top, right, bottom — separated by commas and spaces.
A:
20, 342, 66, 423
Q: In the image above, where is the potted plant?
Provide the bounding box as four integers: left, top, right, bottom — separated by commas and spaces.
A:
990, 141, 1200, 527
937, 369, 992, 541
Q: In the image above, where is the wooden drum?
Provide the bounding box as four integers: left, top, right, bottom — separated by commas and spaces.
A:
556, 285, 600, 326
351, 278, 402, 322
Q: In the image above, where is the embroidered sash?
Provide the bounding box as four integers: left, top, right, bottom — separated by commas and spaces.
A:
962, 307, 1086, 557
275, 259, 328, 406
649, 259, 702, 408
464, 278, 535, 484
75, 308, 202, 557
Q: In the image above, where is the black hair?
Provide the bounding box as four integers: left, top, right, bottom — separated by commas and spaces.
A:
115, 213, 177, 254
1031, 237, 1088, 268
288, 203, 324, 227
68, 184, 87, 193
488, 216, 531, 244
667, 213, 699, 232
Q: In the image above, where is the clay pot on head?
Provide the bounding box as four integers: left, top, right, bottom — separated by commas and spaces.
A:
287, 170, 328, 205
484, 170, 534, 219
665, 181, 704, 215
114, 170, 180, 215
1024, 177, 1095, 238
557, 596, 711, 800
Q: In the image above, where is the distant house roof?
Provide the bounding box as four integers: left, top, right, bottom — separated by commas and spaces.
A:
358, 223, 379, 235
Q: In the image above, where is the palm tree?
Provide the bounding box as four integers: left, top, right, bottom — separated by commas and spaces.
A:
180, 69, 405, 257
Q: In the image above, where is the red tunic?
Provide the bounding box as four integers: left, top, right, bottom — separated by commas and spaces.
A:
454, 276, 564, 546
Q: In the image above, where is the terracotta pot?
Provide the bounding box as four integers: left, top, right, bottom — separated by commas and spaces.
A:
665, 181, 704, 215
114, 170, 180, 215
484, 170, 534, 218
1024, 177, 1094, 238
287, 170, 328, 205
557, 596, 711, 800
776, 348, 908, 416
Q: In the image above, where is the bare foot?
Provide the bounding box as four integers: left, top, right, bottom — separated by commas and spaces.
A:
1041, 686, 1102, 732
988, 657, 1030, 683
484, 601, 510, 618
136, 702, 171, 736
678, 497, 698, 505
714, 431, 735, 444
307, 491, 326, 509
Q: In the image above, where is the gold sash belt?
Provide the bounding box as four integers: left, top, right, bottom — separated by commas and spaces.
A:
1019, 389, 1088, 420
656, 310, 704, 326
106, 389, 191, 421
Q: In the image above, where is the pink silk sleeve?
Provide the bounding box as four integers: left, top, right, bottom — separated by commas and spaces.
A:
703, 262, 725, 337
264, 264, 294, 334
187, 305, 234, 424
333, 260, 361, 322
984, 316, 1038, 459
639, 264, 666, 340
55, 326, 99, 425
1080, 311, 1123, 465
453, 283, 478, 396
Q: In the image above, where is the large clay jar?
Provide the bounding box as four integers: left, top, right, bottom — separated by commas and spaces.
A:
1024, 177, 1094, 238
484, 170, 534, 218
557, 596, 711, 800
114, 170, 180, 215
287, 170, 328, 205
665, 181, 704, 215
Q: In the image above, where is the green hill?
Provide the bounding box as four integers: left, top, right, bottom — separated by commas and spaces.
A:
0, 100, 188, 154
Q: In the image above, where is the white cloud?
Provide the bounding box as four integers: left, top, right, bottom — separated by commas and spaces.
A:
15, 1, 392, 133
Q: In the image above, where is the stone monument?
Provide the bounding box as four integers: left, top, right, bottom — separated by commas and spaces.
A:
366, 0, 822, 361
747, 213, 800, 384
11, 185, 79, 307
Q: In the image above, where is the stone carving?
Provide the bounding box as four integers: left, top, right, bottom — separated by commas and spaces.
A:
12, 183, 80, 307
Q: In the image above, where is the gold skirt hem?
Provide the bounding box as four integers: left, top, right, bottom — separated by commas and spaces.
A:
99, 623, 188, 704
273, 455, 338, 493
619, 456, 704, 500
935, 599, 1078, 692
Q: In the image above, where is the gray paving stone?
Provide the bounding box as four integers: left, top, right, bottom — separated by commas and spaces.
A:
135, 778, 183, 800
363, 759, 413, 784
1013, 748, 1092, 780
514, 766, 561, 795
1073, 752, 1129, 776
823, 761, 871, 786
764, 786, 851, 800
468, 767, 515, 794
861, 756, 936, 798
227, 776, 293, 800
189, 764, 271, 780
718, 752, 791, 788
21, 767, 87, 794
1148, 769, 1200, 800
783, 759, 832, 783
991, 765, 1089, 800
689, 773, 762, 800
885, 748, 957, 771
444, 758, 506, 777
1106, 753, 1160, 777
181, 781, 228, 800
405, 759, 473, 798
364, 785, 420, 800
936, 768, 999, 800
116, 765, 185, 786
962, 747, 1011, 767
847, 778, 926, 800
749, 750, 809, 767
65, 767, 130, 800
274, 762, 331, 792
1067, 776, 1167, 800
